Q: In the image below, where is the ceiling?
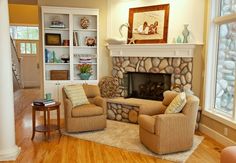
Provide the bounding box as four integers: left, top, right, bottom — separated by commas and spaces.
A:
8, 0, 38, 5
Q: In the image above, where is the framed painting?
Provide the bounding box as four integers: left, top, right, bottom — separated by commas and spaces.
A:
45, 33, 61, 46
128, 4, 170, 44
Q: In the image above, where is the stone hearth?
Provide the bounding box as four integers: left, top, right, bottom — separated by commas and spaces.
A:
112, 57, 193, 97
107, 98, 201, 129
107, 102, 139, 123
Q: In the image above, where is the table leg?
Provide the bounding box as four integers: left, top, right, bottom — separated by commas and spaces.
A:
44, 110, 46, 138
57, 107, 61, 136
31, 108, 36, 140
47, 109, 50, 140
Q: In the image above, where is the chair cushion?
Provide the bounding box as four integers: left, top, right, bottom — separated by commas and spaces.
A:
72, 104, 103, 117
64, 84, 89, 107
165, 92, 187, 114
162, 90, 179, 106
139, 115, 155, 134
83, 84, 101, 98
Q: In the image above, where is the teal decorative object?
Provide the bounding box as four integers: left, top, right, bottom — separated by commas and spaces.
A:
177, 36, 182, 43
45, 93, 52, 100
182, 24, 190, 43
79, 73, 91, 80
52, 51, 57, 63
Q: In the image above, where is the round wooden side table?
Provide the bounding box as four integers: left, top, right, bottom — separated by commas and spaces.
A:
31, 101, 61, 140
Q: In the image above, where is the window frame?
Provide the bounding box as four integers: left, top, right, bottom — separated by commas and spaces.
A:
203, 0, 236, 128
10, 25, 39, 40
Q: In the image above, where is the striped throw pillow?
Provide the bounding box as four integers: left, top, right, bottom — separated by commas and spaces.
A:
64, 84, 89, 107
165, 92, 187, 114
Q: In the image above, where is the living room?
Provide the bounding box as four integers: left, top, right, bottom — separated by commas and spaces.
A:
0, 0, 236, 162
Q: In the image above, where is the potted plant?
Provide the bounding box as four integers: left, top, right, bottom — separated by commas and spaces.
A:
77, 64, 92, 80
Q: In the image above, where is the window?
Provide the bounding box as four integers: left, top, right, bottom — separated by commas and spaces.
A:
205, 0, 236, 123
19, 42, 37, 55
215, 22, 236, 116
10, 26, 39, 40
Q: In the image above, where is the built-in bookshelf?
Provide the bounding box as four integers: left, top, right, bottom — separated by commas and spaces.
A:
42, 6, 99, 116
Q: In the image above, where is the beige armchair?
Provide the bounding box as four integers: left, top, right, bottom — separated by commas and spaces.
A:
62, 84, 107, 132
139, 92, 199, 154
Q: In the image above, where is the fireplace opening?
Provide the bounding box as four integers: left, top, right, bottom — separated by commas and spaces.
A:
124, 72, 171, 101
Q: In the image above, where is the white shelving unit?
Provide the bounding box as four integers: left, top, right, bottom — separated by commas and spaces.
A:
42, 6, 99, 117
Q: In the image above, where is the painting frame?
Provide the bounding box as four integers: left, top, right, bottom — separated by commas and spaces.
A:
128, 4, 170, 44
45, 33, 61, 46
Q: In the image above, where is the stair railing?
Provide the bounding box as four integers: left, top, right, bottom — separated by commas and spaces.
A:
10, 37, 22, 90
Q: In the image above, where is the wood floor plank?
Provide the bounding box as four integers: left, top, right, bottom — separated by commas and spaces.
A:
2, 89, 223, 163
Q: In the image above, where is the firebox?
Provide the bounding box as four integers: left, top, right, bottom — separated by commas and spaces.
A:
124, 72, 171, 101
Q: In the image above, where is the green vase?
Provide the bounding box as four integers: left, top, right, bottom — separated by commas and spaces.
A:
79, 73, 91, 80
182, 24, 190, 43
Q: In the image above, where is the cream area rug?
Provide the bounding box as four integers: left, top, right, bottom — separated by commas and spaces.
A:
63, 120, 204, 163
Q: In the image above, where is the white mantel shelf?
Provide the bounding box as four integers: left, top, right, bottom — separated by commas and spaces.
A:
107, 43, 203, 58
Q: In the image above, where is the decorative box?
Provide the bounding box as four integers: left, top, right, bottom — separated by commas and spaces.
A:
50, 70, 69, 80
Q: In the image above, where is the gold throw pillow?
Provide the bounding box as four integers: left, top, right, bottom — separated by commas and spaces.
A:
165, 92, 187, 114
64, 84, 89, 107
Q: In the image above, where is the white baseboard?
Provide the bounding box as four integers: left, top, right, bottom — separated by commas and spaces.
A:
0, 146, 20, 161
199, 123, 236, 146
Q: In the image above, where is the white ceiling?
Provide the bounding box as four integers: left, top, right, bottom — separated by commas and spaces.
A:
8, 0, 38, 5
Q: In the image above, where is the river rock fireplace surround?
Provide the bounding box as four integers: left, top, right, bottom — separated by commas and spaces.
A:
107, 44, 197, 97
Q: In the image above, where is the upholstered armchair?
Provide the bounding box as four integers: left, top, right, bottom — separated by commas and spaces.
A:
139, 91, 199, 154
62, 84, 107, 132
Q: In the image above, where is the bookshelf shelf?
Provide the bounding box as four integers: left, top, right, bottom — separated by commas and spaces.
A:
73, 63, 97, 65
45, 28, 69, 31
73, 29, 97, 32
45, 46, 69, 48
45, 63, 70, 65
73, 46, 97, 49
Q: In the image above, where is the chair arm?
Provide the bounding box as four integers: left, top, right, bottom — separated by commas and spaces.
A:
64, 98, 73, 118
139, 115, 155, 133
93, 96, 107, 115
155, 113, 189, 136
139, 102, 166, 116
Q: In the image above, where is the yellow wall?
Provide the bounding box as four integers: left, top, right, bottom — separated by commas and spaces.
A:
9, 4, 39, 25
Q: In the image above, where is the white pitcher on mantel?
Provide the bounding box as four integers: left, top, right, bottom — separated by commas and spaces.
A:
106, 23, 129, 45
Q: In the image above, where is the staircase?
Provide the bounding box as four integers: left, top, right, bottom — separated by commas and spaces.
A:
10, 37, 22, 91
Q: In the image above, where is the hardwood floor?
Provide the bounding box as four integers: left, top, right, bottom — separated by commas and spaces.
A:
3, 89, 223, 163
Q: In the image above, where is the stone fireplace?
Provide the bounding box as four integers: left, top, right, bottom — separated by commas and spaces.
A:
112, 57, 193, 97
106, 44, 201, 127
107, 44, 196, 97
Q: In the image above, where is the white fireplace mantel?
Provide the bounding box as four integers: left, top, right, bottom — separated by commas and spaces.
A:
107, 44, 202, 58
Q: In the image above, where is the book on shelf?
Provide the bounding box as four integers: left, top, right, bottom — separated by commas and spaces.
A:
79, 60, 92, 63
73, 32, 79, 46
50, 24, 65, 28
33, 99, 56, 106
79, 56, 92, 63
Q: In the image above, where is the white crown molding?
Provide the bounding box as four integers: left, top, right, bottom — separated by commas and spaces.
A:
107, 43, 203, 58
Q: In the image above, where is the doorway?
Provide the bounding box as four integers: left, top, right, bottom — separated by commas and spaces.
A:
10, 25, 40, 88
15, 40, 40, 88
